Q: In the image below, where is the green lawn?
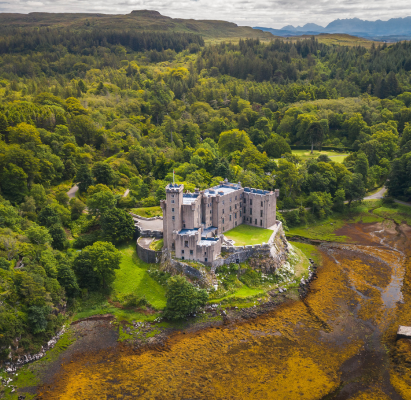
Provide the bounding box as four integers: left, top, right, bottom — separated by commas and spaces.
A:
113, 243, 167, 309
224, 225, 273, 246
209, 286, 265, 304
280, 150, 349, 164
131, 206, 163, 218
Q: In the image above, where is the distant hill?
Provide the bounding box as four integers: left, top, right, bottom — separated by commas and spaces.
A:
0, 10, 275, 41
256, 16, 411, 42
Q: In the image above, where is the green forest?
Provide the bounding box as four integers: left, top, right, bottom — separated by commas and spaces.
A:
1, 25, 411, 362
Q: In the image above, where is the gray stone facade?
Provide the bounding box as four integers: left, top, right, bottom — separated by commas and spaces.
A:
160, 180, 279, 264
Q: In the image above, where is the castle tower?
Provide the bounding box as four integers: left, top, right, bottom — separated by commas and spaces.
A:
160, 184, 184, 250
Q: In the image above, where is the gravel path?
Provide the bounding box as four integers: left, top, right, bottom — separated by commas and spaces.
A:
66, 184, 79, 199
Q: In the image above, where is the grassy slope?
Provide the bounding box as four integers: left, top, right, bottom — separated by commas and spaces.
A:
114, 243, 166, 309
224, 225, 273, 246
0, 10, 275, 41
286, 201, 411, 242
290, 150, 349, 163
131, 206, 163, 218
286, 33, 385, 49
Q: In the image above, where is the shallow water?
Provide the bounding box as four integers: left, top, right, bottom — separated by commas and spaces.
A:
41, 222, 411, 399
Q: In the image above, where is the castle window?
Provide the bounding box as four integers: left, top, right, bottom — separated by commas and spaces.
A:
235, 222, 237, 226
222, 218, 225, 224
171, 200, 175, 204
183, 224, 186, 228
261, 201, 263, 207
223, 226, 225, 231
172, 216, 175, 220
235, 196, 237, 200
260, 210, 263, 217
190, 250, 193, 255
182, 250, 185, 254
250, 199, 253, 205
185, 241, 189, 248
235, 204, 237, 209
210, 217, 212, 221
255, 219, 257, 225
223, 209, 225, 214
235, 213, 237, 219
230, 206, 232, 212
204, 252, 207, 256
172, 208, 174, 212
229, 215, 232, 221
182, 257, 185, 260
171, 195, 174, 198
243, 207, 246, 213
260, 220, 263, 226
223, 200, 225, 205
210, 210, 212, 214
240, 211, 242, 217
205, 258, 208, 262
250, 208, 252, 215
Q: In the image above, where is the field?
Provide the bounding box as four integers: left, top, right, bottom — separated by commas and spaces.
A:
287, 149, 349, 163
286, 33, 385, 49
113, 243, 167, 310
131, 206, 163, 218
224, 225, 273, 246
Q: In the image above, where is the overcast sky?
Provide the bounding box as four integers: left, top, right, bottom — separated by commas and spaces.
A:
2, 0, 411, 29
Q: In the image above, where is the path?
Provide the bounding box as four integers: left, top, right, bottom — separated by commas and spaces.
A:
364, 186, 387, 200
66, 184, 79, 199
123, 189, 130, 198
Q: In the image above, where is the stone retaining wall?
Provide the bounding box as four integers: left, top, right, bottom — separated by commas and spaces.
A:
136, 238, 163, 264
130, 212, 163, 221
138, 229, 163, 239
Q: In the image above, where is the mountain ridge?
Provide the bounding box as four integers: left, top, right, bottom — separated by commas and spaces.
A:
273, 16, 411, 39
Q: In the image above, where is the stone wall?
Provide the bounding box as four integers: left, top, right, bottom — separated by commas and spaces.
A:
130, 212, 163, 221
136, 238, 163, 264
137, 227, 163, 239
207, 221, 284, 270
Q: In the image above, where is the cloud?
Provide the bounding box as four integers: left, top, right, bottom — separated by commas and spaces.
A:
1, 0, 411, 28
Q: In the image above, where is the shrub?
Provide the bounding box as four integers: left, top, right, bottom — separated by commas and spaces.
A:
239, 269, 261, 287
163, 275, 208, 320
121, 293, 148, 308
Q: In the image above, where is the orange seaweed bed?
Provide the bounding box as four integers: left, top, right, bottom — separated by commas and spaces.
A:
42, 223, 411, 399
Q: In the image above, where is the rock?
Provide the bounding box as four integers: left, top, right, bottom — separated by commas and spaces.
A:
397, 326, 411, 339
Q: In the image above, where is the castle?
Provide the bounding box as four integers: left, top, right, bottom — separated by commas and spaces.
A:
160, 180, 279, 264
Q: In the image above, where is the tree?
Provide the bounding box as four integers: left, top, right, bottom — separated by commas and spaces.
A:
57, 259, 79, 298
48, 223, 68, 250
70, 198, 86, 220
163, 275, 208, 320
92, 162, 116, 186
333, 188, 346, 212
100, 208, 135, 244
8, 123, 42, 147
87, 190, 117, 217
263, 134, 292, 158
70, 115, 97, 146
0, 163, 28, 204
30, 184, 48, 210
343, 173, 366, 206
218, 129, 252, 156
74, 241, 121, 290
75, 164, 94, 193
38, 205, 61, 227
354, 152, 369, 186
306, 121, 324, 154
307, 192, 333, 219
26, 225, 52, 245
28, 306, 51, 334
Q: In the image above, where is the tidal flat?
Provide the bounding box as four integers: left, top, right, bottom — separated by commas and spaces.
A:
30, 219, 411, 399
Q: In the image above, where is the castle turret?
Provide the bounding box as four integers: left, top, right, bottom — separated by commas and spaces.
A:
161, 184, 184, 250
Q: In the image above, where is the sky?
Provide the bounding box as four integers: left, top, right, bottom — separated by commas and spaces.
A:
2, 0, 411, 29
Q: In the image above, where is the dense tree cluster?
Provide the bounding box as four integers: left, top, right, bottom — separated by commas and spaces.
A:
1, 28, 411, 357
